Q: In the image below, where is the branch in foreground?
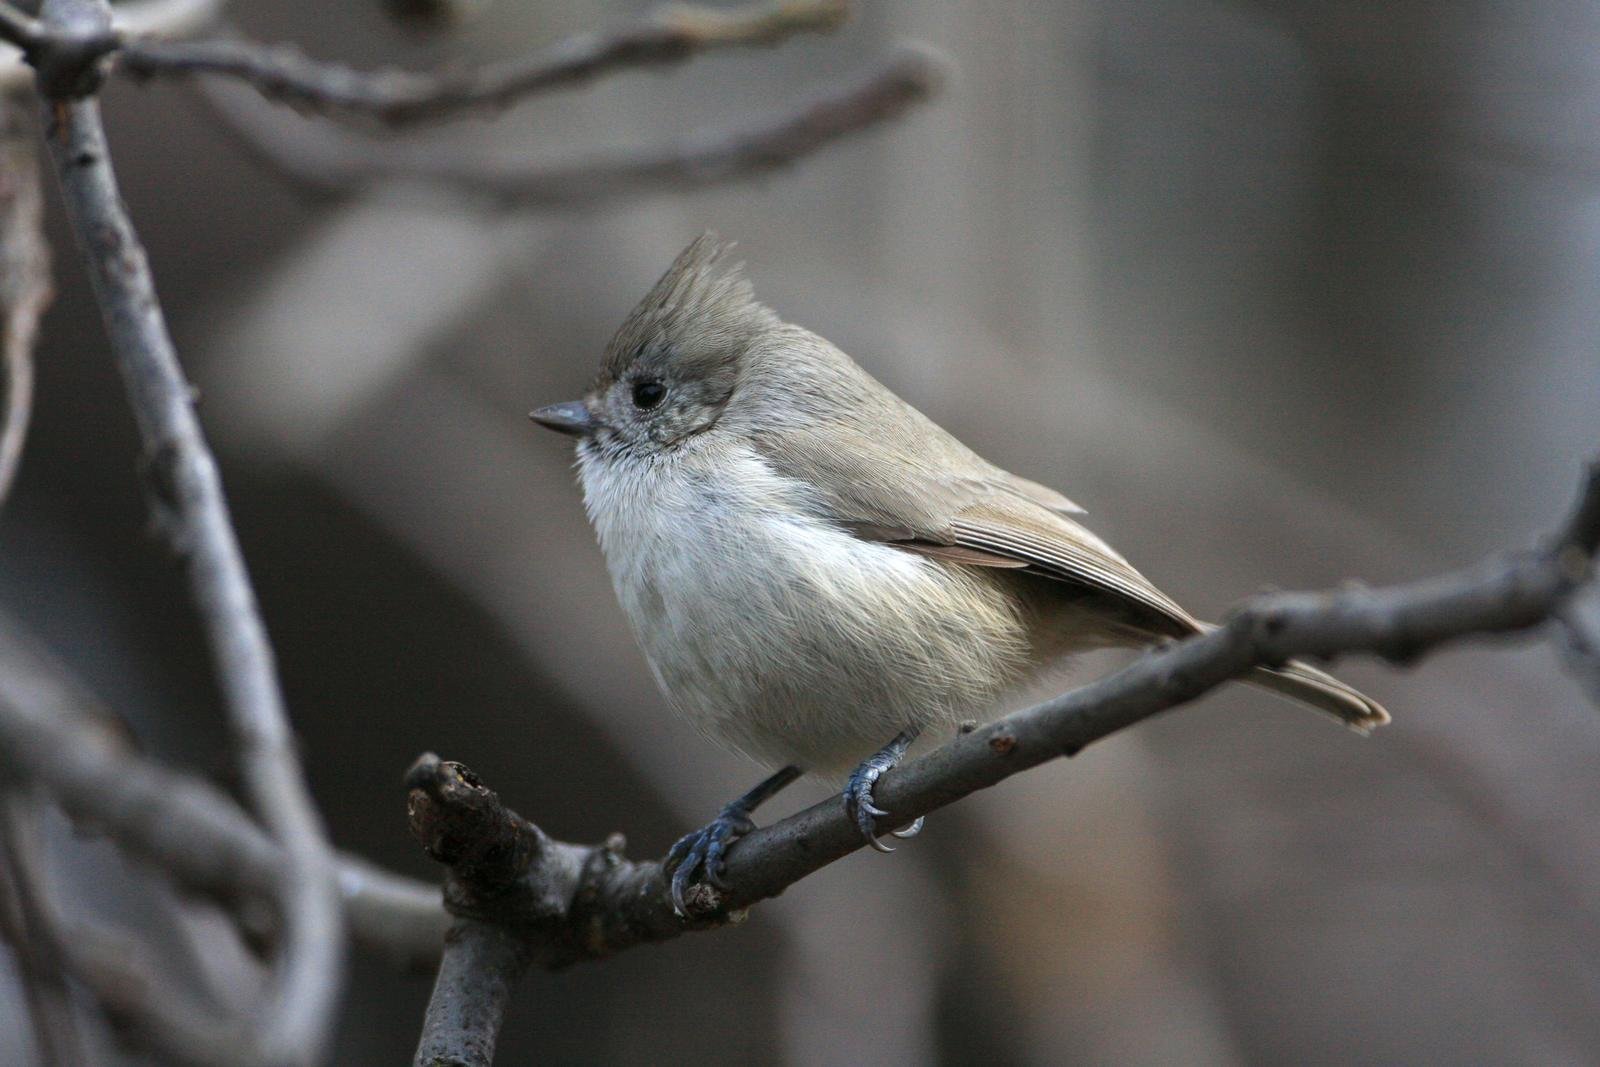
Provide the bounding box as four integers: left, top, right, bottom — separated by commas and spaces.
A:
201, 46, 943, 206
406, 459, 1600, 976
405, 755, 601, 1066
412, 921, 530, 1067
36, 1, 343, 1053
117, 0, 847, 126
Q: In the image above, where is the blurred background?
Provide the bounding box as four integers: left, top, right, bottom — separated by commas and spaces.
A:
4, 0, 1600, 1062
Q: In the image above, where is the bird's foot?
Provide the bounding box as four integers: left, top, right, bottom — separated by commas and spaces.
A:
663, 765, 801, 917
664, 806, 753, 916
843, 727, 924, 852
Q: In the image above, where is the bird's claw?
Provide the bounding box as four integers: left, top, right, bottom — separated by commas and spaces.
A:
843, 738, 921, 852
664, 807, 754, 916
891, 817, 925, 839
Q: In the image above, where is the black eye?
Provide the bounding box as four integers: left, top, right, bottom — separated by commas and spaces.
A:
631, 379, 666, 410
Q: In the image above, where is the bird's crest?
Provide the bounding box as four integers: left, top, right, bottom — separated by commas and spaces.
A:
599, 233, 774, 384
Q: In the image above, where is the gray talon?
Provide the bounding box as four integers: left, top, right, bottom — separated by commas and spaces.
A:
842, 726, 924, 850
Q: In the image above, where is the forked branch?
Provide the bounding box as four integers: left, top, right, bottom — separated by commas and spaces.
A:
36, 0, 342, 1061
117, 0, 848, 126
201, 46, 942, 206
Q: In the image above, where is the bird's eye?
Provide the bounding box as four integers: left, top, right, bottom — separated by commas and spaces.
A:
631, 380, 666, 410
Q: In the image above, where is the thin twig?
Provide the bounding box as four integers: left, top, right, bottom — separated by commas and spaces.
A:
403, 460, 1600, 971
0, 92, 50, 513
0, 0, 224, 92
200, 45, 943, 206
0, 798, 95, 1067
36, 1, 343, 1061
338, 855, 452, 973
117, 0, 848, 127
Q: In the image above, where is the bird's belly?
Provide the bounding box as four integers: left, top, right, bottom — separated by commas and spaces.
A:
616, 510, 1032, 775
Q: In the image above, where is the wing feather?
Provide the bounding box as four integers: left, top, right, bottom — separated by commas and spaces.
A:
751, 419, 1196, 638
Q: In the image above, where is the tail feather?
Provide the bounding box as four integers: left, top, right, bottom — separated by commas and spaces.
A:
1245, 660, 1390, 734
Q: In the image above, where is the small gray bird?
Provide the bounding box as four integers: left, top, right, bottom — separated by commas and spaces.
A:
532, 234, 1387, 912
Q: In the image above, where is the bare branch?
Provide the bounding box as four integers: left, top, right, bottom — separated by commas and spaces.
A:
0, 0, 223, 92
0, 94, 50, 515
0, 0, 228, 49
412, 921, 529, 1067
117, 0, 848, 127
201, 46, 943, 207
338, 855, 452, 974
36, 0, 343, 1057
0, 799, 97, 1067
400, 459, 1600, 971
404, 755, 567, 1062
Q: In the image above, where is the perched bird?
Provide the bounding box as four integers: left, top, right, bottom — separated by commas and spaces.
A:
531, 234, 1387, 912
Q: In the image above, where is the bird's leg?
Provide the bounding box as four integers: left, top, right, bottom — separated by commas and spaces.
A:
844, 725, 925, 853
665, 764, 802, 916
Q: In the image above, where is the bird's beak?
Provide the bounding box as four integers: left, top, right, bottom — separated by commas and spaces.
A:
528, 401, 597, 438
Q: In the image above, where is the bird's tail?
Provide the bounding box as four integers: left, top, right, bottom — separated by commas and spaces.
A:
1244, 660, 1390, 734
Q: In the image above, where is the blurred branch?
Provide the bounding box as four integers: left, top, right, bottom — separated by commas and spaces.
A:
35, 1, 344, 1057
338, 855, 452, 974
0, 613, 449, 965
116, 0, 846, 126
0, 0, 223, 91
401, 459, 1600, 979
0, 93, 50, 513
202, 46, 942, 206
0, 800, 96, 1066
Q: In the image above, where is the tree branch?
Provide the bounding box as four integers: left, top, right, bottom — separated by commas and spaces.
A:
200, 46, 942, 207
0, 798, 97, 1067
0, 92, 50, 515
412, 921, 530, 1067
115, 0, 848, 126
0, 0, 224, 92
401, 458, 1600, 975
0, 612, 450, 967
404, 754, 579, 1063
35, 1, 344, 1058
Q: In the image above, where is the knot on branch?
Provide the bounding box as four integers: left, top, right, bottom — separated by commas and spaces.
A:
403, 754, 720, 969
28, 30, 119, 99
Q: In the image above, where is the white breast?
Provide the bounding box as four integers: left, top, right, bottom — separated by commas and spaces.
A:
577, 436, 1029, 774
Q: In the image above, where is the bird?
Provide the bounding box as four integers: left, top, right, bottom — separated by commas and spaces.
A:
530, 234, 1387, 914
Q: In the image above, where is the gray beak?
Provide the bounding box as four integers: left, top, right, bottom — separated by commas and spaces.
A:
529, 401, 597, 438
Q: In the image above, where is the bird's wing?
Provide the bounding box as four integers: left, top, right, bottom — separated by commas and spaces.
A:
940, 502, 1199, 635
752, 422, 1199, 638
